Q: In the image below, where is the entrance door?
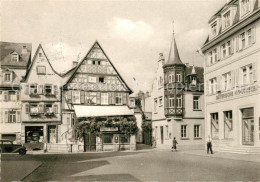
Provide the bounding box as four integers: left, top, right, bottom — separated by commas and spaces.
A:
48, 125, 57, 143
242, 119, 254, 145
160, 126, 164, 144
84, 133, 96, 152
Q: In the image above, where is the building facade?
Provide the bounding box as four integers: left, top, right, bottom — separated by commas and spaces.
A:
20, 45, 62, 147
201, 0, 260, 153
0, 42, 32, 143
62, 41, 136, 152
152, 32, 205, 150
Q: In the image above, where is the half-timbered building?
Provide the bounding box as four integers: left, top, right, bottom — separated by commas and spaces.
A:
62, 41, 136, 152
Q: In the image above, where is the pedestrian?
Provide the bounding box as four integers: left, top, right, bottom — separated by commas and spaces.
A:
207, 135, 213, 154
172, 137, 178, 152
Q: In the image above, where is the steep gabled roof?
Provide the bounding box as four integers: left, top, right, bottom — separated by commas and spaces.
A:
63, 41, 133, 94
22, 44, 61, 82
0, 42, 32, 68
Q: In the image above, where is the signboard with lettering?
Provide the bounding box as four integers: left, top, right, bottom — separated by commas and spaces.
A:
100, 127, 118, 132
216, 85, 258, 100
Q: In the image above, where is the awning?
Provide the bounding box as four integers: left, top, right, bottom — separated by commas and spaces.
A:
73, 105, 134, 118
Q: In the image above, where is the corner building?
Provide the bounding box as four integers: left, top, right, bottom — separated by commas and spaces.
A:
201, 0, 260, 153
151, 31, 205, 150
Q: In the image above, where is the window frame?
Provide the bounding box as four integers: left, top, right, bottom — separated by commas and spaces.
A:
193, 96, 200, 110
37, 66, 46, 75
181, 125, 188, 139
194, 125, 201, 138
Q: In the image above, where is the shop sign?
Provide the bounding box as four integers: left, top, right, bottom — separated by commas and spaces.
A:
216, 85, 258, 100
100, 127, 118, 132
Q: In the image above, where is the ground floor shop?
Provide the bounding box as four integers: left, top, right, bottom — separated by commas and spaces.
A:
152, 118, 205, 150
206, 92, 260, 152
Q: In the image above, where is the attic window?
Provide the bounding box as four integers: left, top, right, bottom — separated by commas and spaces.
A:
191, 76, 197, 85
11, 53, 19, 62
39, 53, 42, 57
211, 22, 217, 37
37, 66, 46, 75
223, 11, 231, 29
99, 77, 105, 83
241, 0, 250, 16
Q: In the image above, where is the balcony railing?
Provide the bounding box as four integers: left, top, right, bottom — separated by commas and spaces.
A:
45, 109, 54, 116
30, 108, 41, 116
164, 107, 183, 117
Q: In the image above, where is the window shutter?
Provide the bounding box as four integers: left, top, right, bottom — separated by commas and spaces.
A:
252, 62, 257, 82
54, 85, 58, 95
67, 91, 72, 104
53, 104, 58, 114
37, 85, 43, 94
217, 47, 220, 62
0, 111, 3, 123
217, 76, 221, 91
111, 92, 115, 105
252, 26, 256, 44
24, 85, 29, 95
236, 36, 239, 52
16, 111, 21, 123
235, 68, 240, 87
96, 92, 101, 105
108, 92, 112, 105
4, 91, 8, 101
4, 111, 8, 123
80, 91, 85, 104
231, 71, 236, 88
231, 39, 234, 54
122, 93, 127, 105
16, 91, 20, 101
25, 103, 29, 114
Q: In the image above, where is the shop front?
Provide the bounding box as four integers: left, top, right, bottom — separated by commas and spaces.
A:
73, 105, 137, 152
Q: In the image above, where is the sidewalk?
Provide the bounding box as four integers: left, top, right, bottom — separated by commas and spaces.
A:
180, 149, 260, 163
1, 160, 42, 181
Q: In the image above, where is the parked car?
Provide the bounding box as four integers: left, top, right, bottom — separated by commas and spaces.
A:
0, 139, 27, 155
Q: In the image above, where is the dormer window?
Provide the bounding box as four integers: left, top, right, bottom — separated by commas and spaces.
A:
241, 0, 250, 17
223, 11, 231, 29
191, 77, 197, 85
11, 53, 19, 62
4, 72, 12, 82
211, 22, 217, 37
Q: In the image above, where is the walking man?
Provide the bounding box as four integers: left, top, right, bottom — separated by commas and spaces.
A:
172, 137, 178, 152
207, 135, 213, 154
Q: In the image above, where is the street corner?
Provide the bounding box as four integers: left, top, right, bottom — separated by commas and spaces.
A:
1, 160, 42, 181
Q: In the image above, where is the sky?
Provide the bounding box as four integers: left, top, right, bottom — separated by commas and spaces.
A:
0, 0, 226, 94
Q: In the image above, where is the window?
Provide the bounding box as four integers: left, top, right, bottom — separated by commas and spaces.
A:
247, 29, 252, 45
120, 135, 129, 144
223, 72, 232, 91
194, 125, 200, 138
211, 113, 219, 139
209, 78, 217, 94
98, 61, 101, 65
130, 99, 135, 107
44, 85, 52, 94
165, 125, 169, 139
115, 93, 122, 105
30, 85, 38, 94
88, 76, 96, 83
154, 99, 158, 113
223, 11, 231, 29
99, 77, 105, 83
8, 111, 16, 123
11, 53, 18, 62
169, 74, 174, 83
4, 73, 11, 82
176, 72, 181, 82
39, 53, 42, 57
224, 111, 233, 139
72, 91, 80, 104
227, 41, 231, 56
241, 32, 246, 49
159, 97, 163, 106
241, 0, 250, 16
37, 66, 46, 75
222, 44, 226, 58
241, 64, 254, 85
169, 96, 174, 108
30, 104, 38, 113
181, 125, 188, 138
191, 77, 196, 85
176, 96, 182, 108
209, 51, 213, 65
213, 49, 217, 63
45, 104, 53, 113
193, 96, 200, 110
103, 134, 113, 143
101, 93, 108, 105
9, 91, 16, 101
211, 22, 217, 37
249, 65, 253, 83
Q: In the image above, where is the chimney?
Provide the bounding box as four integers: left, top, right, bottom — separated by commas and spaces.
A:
185, 63, 189, 67
72, 61, 78, 67
21, 45, 27, 54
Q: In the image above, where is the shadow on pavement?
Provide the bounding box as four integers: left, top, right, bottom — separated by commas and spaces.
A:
67, 174, 142, 182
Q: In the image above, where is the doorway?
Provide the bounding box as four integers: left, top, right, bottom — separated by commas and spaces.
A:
160, 126, 164, 144
84, 133, 96, 152
241, 108, 254, 146
48, 125, 57, 143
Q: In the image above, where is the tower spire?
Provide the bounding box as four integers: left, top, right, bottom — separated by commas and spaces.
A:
164, 20, 184, 67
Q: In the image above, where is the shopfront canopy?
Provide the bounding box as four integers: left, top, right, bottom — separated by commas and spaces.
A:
73, 105, 134, 118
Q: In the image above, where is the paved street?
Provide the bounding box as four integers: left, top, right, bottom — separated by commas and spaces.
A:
1, 149, 260, 181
